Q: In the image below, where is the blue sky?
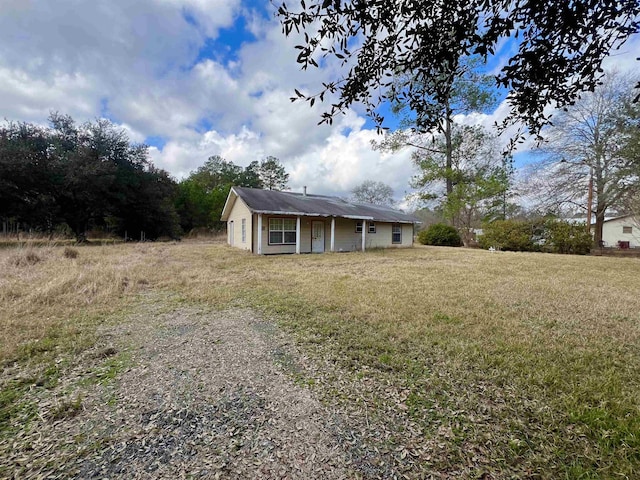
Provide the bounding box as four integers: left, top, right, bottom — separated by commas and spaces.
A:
0, 0, 638, 204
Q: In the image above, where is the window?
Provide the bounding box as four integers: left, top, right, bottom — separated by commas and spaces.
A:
623, 226, 632, 234
368, 222, 376, 233
241, 218, 246, 243
355, 220, 363, 233
392, 224, 402, 244
269, 218, 297, 244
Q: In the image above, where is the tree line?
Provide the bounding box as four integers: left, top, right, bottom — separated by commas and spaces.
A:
175, 154, 288, 233
0, 114, 289, 241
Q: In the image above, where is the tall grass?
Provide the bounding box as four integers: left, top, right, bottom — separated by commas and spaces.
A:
0, 244, 157, 363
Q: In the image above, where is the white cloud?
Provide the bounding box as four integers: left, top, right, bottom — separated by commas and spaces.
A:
284, 115, 414, 200
1, 0, 638, 207
0, 67, 98, 123
148, 105, 415, 203
603, 35, 640, 72
118, 123, 148, 144
149, 126, 263, 178
0, 0, 241, 127
159, 0, 239, 37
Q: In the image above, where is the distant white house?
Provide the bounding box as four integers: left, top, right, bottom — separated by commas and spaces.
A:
601, 215, 640, 248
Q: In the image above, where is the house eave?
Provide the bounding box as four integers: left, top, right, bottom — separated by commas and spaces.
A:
252, 210, 416, 223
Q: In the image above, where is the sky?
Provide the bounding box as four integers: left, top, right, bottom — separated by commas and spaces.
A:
1, 0, 639, 204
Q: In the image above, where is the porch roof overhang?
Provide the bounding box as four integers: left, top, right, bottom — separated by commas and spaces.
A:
251, 211, 419, 223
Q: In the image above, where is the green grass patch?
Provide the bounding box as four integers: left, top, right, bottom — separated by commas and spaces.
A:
82, 351, 132, 387
0, 379, 37, 435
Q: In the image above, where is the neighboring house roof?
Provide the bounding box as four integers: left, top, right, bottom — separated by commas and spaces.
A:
602, 214, 638, 224
221, 187, 418, 224
563, 216, 617, 226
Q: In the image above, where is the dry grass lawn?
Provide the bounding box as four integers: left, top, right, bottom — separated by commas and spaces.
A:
1, 241, 639, 478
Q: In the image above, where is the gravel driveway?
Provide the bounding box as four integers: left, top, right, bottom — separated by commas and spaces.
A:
4, 295, 387, 479
4, 291, 433, 479
79, 303, 355, 479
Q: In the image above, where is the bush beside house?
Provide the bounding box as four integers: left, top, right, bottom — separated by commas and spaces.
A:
544, 220, 593, 255
478, 219, 593, 254
418, 223, 462, 247
478, 220, 538, 252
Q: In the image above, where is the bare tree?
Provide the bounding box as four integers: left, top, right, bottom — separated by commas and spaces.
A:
621, 109, 640, 225
351, 180, 395, 206
527, 71, 640, 246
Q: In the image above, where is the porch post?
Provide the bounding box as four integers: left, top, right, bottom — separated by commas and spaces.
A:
361, 220, 366, 252
330, 217, 335, 252
257, 214, 263, 255
296, 216, 301, 254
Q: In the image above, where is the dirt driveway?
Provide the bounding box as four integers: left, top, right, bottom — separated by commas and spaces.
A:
4, 295, 423, 479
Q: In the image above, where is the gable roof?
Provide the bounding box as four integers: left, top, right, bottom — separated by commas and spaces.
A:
221, 187, 418, 224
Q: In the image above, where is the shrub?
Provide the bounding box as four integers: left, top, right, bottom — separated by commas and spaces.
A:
63, 247, 79, 259
7, 248, 43, 267
544, 220, 593, 255
418, 223, 462, 247
478, 220, 537, 252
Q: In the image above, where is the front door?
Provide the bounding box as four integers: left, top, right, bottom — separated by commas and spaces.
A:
312, 221, 325, 253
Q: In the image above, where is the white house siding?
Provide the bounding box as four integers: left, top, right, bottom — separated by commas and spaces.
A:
400, 223, 414, 247
332, 217, 363, 252
359, 222, 392, 250
333, 218, 413, 251
362, 222, 413, 249
602, 217, 640, 248
226, 197, 252, 251
299, 218, 313, 252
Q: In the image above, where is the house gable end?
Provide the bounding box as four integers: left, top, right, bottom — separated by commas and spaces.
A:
222, 187, 257, 221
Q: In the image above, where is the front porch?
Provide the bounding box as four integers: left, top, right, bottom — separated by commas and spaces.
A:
254, 214, 372, 255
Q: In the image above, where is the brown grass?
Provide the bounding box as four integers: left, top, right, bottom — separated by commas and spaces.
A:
5, 248, 44, 267
0, 243, 159, 362
63, 246, 79, 259
1, 242, 639, 477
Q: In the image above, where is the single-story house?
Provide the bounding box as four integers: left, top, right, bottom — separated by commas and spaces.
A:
601, 214, 640, 248
220, 186, 418, 254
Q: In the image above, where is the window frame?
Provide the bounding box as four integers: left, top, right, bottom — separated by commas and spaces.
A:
241, 218, 246, 243
268, 217, 297, 245
392, 224, 402, 244
623, 226, 633, 234
355, 220, 363, 233
368, 222, 376, 234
